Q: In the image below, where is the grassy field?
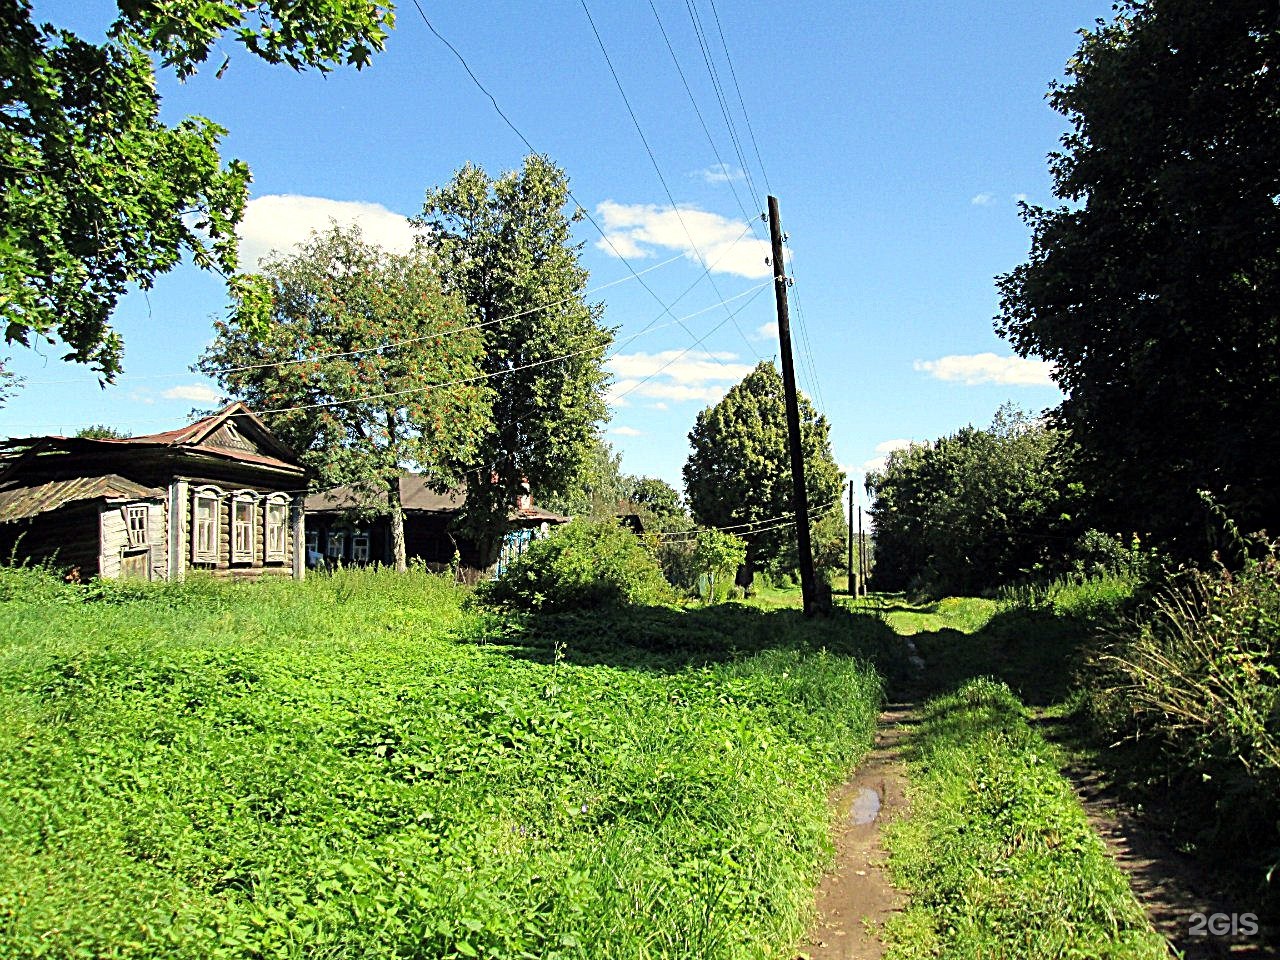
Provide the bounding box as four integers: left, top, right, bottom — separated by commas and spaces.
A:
0, 567, 889, 960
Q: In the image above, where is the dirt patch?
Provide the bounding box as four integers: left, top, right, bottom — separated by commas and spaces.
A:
797, 703, 914, 960
1063, 763, 1274, 958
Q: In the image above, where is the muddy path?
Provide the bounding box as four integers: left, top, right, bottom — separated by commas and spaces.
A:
796, 703, 914, 960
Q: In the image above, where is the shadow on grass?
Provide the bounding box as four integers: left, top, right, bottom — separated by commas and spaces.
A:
907, 606, 1101, 707
463, 600, 917, 685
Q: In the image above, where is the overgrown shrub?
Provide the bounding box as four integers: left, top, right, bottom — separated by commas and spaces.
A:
1090, 537, 1280, 900
476, 518, 672, 612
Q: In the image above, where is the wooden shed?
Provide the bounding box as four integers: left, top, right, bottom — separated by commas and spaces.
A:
0, 403, 309, 581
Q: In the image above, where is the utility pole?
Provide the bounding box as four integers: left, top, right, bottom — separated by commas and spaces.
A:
857, 506, 866, 597
847, 479, 855, 597
768, 195, 818, 615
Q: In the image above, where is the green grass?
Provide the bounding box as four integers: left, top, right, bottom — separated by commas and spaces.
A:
0, 566, 887, 959
882, 679, 1166, 960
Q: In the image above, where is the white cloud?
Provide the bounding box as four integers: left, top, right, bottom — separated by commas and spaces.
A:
595, 201, 771, 279
913, 353, 1056, 387
650, 401, 668, 411
752, 320, 777, 342
697, 163, 746, 184
606, 349, 754, 407
610, 425, 643, 437
1012, 192, 1029, 204
163, 384, 222, 404
970, 192, 996, 206
237, 195, 415, 268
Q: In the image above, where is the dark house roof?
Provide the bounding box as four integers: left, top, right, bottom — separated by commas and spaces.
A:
0, 402, 307, 484
0, 474, 164, 524
306, 474, 569, 524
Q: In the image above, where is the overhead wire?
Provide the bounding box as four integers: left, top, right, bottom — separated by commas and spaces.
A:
19, 253, 689, 387
705, 0, 773, 197
578, 0, 762, 363
645, 0, 763, 233
411, 0, 743, 371
682, 0, 761, 204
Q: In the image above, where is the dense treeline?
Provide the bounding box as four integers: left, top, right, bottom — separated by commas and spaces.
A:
866, 406, 1079, 597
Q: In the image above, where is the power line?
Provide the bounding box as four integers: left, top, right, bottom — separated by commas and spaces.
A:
412, 0, 741, 371
4, 283, 769, 432
705, 0, 773, 197
655, 496, 842, 540
682, 0, 761, 204
610, 282, 769, 404
645, 0, 763, 233
231, 283, 774, 417
578, 0, 762, 363
17, 256, 691, 391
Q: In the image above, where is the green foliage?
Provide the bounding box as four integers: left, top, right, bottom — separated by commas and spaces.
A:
625, 476, 685, 522
417, 157, 614, 560
996, 0, 1280, 553
683, 361, 844, 579
199, 223, 492, 569
539, 434, 626, 519
866, 405, 1077, 597
690, 529, 747, 603
1089, 535, 1280, 893
73, 424, 126, 439
1, 0, 392, 380
476, 519, 672, 612
0, 564, 885, 959
884, 679, 1165, 960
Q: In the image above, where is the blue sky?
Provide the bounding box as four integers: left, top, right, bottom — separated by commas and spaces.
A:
4, 1, 1113, 503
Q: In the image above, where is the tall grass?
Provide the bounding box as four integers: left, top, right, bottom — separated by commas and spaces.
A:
0, 565, 883, 959
883, 679, 1166, 960
1089, 539, 1280, 903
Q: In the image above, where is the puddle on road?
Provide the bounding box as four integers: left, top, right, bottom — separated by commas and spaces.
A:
849, 787, 881, 825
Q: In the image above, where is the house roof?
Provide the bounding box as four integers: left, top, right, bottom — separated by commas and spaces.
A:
0, 402, 306, 480
0, 474, 164, 524
306, 474, 569, 524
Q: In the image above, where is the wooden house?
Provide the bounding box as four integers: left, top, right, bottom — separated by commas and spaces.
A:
0, 402, 309, 581
305, 474, 568, 572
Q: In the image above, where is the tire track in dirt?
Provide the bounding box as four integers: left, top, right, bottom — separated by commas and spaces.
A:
796, 703, 914, 960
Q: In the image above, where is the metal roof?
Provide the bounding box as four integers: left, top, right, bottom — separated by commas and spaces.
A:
306, 475, 569, 524
0, 474, 165, 524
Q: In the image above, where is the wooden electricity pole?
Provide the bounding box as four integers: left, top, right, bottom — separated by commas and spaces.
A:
768, 195, 818, 615
857, 506, 866, 597
847, 479, 856, 597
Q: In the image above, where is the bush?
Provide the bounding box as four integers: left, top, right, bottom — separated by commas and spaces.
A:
475, 519, 672, 612
1089, 536, 1280, 900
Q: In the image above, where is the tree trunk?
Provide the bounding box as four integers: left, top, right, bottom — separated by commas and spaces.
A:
389, 475, 407, 573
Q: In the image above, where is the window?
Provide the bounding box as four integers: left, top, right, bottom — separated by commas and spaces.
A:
265, 496, 289, 563
231, 492, 257, 563
125, 504, 149, 547
192, 489, 221, 564
352, 531, 370, 562
326, 531, 345, 560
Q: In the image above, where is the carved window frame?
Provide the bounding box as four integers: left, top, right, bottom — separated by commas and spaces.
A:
191, 486, 223, 565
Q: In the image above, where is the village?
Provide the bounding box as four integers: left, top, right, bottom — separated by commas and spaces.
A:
2, 1, 1279, 958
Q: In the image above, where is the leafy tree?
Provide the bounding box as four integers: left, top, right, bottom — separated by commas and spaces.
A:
866, 406, 1078, 596
683, 361, 844, 582
416, 156, 614, 563
2, 0, 393, 380
74, 424, 126, 439
692, 528, 747, 602
996, 0, 1280, 553
198, 223, 491, 571
539, 434, 626, 519
625, 476, 685, 522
